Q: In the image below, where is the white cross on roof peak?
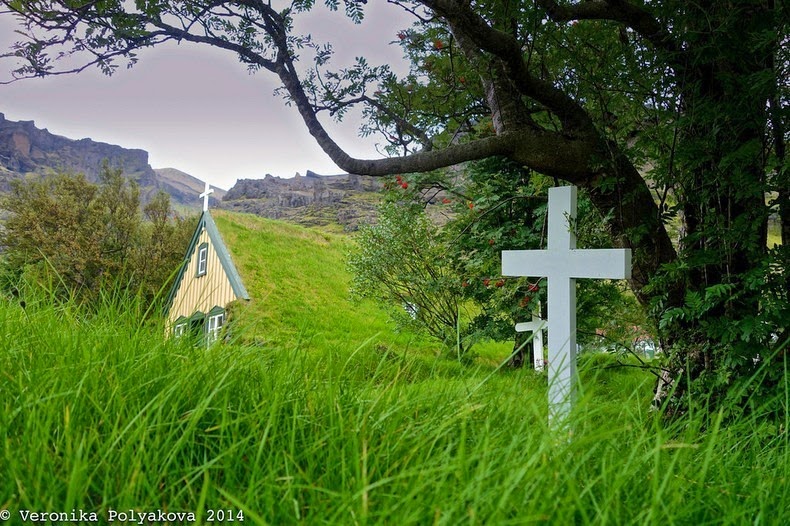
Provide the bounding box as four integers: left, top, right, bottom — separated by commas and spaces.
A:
199, 181, 214, 212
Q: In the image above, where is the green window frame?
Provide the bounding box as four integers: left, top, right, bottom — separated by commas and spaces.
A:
206, 306, 226, 344
173, 316, 188, 337
196, 242, 208, 277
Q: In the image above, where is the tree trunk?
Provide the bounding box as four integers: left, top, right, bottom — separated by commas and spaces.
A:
582, 146, 682, 308
649, 0, 779, 408
507, 330, 533, 369
769, 89, 789, 248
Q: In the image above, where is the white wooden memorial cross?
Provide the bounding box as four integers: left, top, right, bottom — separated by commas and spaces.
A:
515, 302, 546, 371
200, 181, 214, 212
502, 186, 631, 424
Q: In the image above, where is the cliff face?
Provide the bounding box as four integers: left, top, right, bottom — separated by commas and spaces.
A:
0, 113, 216, 209
222, 171, 383, 230
0, 113, 155, 187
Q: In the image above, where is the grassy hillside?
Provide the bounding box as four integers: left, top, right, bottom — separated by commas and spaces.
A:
1, 212, 787, 524
212, 210, 442, 356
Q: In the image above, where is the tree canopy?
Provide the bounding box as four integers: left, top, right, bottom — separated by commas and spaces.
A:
1, 0, 787, 413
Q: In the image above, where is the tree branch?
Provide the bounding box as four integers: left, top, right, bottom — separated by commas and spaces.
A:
422, 0, 597, 136
362, 95, 435, 151
536, 0, 684, 60
263, 2, 597, 177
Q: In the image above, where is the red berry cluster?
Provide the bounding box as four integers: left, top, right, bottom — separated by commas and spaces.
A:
478, 277, 506, 288
519, 282, 541, 308
461, 277, 542, 309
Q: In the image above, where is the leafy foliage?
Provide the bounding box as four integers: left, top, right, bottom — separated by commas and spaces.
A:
452, 160, 645, 349
348, 198, 469, 357
352, 160, 647, 365
0, 164, 192, 308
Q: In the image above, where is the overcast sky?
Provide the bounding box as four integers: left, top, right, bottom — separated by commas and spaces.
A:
0, 3, 413, 190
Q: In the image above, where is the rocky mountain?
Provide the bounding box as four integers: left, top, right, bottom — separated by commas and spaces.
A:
0, 113, 221, 209
154, 167, 226, 209
0, 113, 384, 227
221, 171, 383, 230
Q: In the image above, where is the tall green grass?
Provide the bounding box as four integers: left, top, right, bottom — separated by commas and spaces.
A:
1, 292, 787, 525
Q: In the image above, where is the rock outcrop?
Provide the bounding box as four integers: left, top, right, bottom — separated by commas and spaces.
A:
221, 171, 382, 230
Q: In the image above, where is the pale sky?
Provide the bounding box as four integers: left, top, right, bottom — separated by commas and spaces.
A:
0, 3, 413, 190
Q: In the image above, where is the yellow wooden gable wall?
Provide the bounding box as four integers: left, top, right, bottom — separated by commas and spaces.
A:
167, 224, 240, 327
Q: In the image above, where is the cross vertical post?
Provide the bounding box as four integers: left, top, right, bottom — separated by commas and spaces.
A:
200, 181, 214, 212
502, 186, 631, 425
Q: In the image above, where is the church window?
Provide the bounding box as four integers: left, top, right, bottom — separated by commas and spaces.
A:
207, 308, 225, 344
196, 242, 208, 277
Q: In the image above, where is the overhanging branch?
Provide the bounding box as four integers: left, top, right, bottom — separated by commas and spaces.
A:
422, 0, 597, 135
537, 0, 684, 61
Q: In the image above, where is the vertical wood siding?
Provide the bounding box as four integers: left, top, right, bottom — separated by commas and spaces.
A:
167, 226, 239, 326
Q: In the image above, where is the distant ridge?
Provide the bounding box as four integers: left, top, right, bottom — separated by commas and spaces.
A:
0, 112, 219, 210
221, 170, 383, 231
0, 112, 383, 227
154, 167, 226, 208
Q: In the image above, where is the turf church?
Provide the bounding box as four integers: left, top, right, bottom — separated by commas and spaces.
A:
166, 183, 249, 343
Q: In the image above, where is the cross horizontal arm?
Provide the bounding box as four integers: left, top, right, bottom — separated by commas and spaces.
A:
567, 249, 631, 280
502, 250, 552, 277
502, 248, 631, 280
516, 320, 546, 332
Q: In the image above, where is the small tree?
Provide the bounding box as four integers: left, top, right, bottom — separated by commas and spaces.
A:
0, 165, 190, 309
2, 172, 105, 296
95, 161, 143, 277
441, 157, 546, 367
400, 157, 646, 367
136, 190, 194, 305
348, 199, 469, 357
